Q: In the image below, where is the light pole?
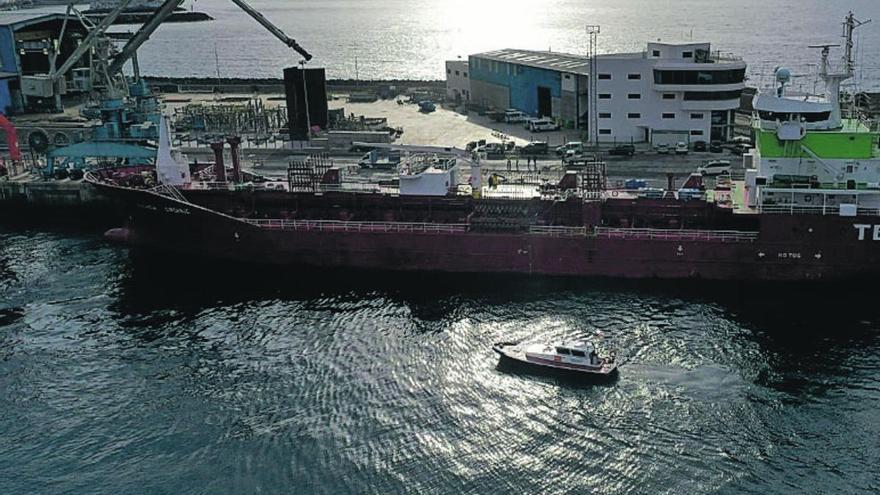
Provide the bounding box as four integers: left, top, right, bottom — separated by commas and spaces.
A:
586, 25, 600, 151
300, 59, 311, 142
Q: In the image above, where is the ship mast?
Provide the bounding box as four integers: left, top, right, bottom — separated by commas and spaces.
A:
812, 12, 871, 128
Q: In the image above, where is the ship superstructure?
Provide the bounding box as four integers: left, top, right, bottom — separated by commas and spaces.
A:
745, 12, 880, 215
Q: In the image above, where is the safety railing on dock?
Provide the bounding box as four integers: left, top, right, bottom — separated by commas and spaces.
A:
242, 218, 469, 234
595, 227, 758, 243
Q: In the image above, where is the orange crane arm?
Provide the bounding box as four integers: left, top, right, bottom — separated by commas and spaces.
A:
0, 113, 22, 162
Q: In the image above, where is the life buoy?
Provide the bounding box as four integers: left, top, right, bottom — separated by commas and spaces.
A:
611, 190, 619, 197
804, 194, 812, 203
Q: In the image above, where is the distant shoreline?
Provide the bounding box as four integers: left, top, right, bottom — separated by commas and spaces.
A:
143, 76, 445, 94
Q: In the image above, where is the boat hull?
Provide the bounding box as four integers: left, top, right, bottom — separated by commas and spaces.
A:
90, 179, 880, 281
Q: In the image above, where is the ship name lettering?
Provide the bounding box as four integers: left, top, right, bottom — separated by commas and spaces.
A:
777, 252, 801, 259
853, 224, 880, 241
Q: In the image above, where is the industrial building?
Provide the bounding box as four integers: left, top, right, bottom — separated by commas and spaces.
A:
0, 12, 92, 114
466, 49, 588, 129
444, 59, 470, 104
457, 42, 747, 144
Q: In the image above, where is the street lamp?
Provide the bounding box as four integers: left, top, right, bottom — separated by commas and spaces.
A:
300, 59, 311, 142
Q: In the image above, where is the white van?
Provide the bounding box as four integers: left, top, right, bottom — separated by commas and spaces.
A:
529, 117, 559, 132
504, 110, 528, 123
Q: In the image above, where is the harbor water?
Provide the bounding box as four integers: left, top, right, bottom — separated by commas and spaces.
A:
1, 227, 878, 494
132, 0, 880, 89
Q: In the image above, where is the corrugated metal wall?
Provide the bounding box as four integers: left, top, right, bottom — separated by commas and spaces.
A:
468, 56, 563, 117
0, 26, 19, 114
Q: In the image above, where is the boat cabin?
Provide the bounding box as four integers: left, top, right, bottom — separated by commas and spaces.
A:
524, 341, 603, 367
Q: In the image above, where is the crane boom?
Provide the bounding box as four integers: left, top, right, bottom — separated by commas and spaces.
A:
52, 0, 137, 81
108, 0, 185, 76
228, 0, 312, 61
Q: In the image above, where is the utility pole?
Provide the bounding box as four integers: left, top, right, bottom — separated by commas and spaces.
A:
300, 59, 311, 141
586, 25, 600, 151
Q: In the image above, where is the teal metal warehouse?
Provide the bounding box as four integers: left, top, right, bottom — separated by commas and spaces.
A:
468, 49, 589, 129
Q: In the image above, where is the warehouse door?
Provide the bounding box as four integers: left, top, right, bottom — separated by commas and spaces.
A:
537, 86, 552, 117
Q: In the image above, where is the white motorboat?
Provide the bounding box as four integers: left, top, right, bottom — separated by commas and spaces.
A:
493, 341, 618, 378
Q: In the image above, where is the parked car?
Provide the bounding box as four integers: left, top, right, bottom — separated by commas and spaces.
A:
608, 144, 635, 156
555, 141, 584, 156
731, 144, 753, 155
709, 140, 724, 153
529, 117, 559, 132
693, 140, 707, 152
697, 160, 731, 176
477, 142, 507, 159
418, 100, 436, 113
520, 141, 549, 155
504, 109, 528, 123
729, 136, 753, 146
656, 143, 671, 154
675, 142, 689, 155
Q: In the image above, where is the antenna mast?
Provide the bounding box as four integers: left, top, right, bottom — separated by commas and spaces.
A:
842, 11, 870, 76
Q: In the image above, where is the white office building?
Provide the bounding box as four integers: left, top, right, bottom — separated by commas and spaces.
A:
445, 60, 470, 104
455, 42, 746, 144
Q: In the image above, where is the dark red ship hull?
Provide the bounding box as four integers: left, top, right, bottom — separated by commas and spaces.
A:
91, 178, 880, 281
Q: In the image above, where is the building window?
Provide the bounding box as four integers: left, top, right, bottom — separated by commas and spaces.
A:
463, 72, 468, 77
564, 74, 571, 79
662, 93, 676, 100
682, 51, 693, 58
454, 70, 460, 76
684, 90, 743, 101
599, 129, 612, 135
599, 93, 611, 99
654, 68, 746, 85
690, 113, 704, 119
447, 69, 451, 74
599, 113, 611, 118
690, 130, 704, 136
628, 73, 641, 80
627, 113, 641, 118
662, 113, 676, 119
598, 73, 611, 80
652, 50, 661, 57
627, 93, 641, 99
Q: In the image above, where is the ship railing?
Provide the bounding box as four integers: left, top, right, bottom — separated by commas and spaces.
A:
759, 204, 880, 216
528, 226, 590, 237
527, 225, 758, 242
242, 218, 469, 234
595, 227, 758, 243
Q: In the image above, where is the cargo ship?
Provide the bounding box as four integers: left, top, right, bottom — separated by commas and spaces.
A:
89, 14, 880, 281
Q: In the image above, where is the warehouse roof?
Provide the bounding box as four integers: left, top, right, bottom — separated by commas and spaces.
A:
0, 12, 70, 29
471, 48, 589, 75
